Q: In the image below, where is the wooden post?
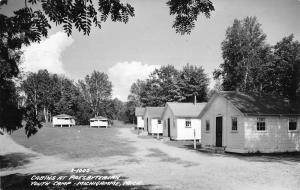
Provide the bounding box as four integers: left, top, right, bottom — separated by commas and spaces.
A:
194, 128, 196, 149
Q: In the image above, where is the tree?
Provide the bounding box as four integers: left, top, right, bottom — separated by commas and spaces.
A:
100, 98, 125, 120
21, 70, 48, 118
125, 80, 146, 123
146, 65, 184, 105
267, 35, 300, 101
214, 16, 270, 94
78, 71, 112, 116
0, 76, 23, 133
129, 64, 209, 108
179, 64, 209, 102
54, 77, 78, 116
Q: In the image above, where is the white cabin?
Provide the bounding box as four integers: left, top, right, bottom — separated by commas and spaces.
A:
199, 91, 300, 153
135, 107, 145, 129
161, 102, 206, 140
53, 114, 75, 127
143, 107, 164, 134
90, 116, 109, 128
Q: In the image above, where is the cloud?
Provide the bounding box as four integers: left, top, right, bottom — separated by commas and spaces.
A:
108, 61, 160, 101
21, 31, 73, 75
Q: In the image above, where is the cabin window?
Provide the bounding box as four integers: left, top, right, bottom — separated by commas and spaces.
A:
157, 120, 162, 124
289, 118, 297, 131
185, 120, 191, 128
231, 117, 238, 131
206, 120, 210, 131
257, 117, 266, 131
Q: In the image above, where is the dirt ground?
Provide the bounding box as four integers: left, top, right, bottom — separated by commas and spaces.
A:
1, 127, 300, 190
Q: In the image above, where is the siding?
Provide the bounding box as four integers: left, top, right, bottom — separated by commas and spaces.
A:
137, 116, 144, 128
53, 117, 75, 126
162, 106, 201, 140
149, 118, 163, 134
175, 118, 201, 140
90, 120, 108, 127
201, 96, 245, 152
244, 116, 300, 153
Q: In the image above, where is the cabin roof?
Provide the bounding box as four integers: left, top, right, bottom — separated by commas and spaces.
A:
135, 107, 145, 116
165, 102, 207, 118
53, 114, 74, 118
90, 116, 108, 120
144, 107, 164, 118
200, 91, 300, 117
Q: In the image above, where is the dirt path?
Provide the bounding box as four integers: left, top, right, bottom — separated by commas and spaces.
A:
113, 128, 300, 190
1, 128, 300, 190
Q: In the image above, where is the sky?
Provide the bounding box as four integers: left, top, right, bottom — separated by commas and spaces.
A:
2, 0, 300, 101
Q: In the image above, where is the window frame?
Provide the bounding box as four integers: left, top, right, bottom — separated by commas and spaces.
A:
256, 117, 266, 131
288, 118, 297, 131
185, 119, 192, 128
231, 117, 238, 132
205, 120, 210, 132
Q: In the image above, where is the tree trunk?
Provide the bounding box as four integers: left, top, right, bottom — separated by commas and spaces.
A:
34, 89, 38, 116
243, 65, 249, 91
43, 107, 47, 122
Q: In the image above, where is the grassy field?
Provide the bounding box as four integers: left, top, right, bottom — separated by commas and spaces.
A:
10, 123, 136, 160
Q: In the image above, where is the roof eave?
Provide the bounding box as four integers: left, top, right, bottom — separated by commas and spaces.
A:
244, 113, 300, 117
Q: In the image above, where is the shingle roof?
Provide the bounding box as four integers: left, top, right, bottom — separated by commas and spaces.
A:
135, 107, 145, 116
144, 107, 164, 118
53, 114, 74, 118
219, 91, 300, 115
90, 116, 108, 120
166, 102, 207, 117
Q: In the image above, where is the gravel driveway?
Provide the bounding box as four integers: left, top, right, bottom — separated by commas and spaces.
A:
1, 128, 300, 190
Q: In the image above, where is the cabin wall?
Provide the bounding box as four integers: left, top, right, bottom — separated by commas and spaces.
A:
201, 96, 245, 152
244, 116, 300, 153
90, 120, 108, 127
137, 116, 144, 128
174, 118, 201, 140
149, 118, 163, 134
53, 117, 76, 126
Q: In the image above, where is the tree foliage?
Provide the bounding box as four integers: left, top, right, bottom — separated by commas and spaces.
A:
78, 71, 112, 116
214, 16, 270, 93
214, 17, 300, 104
179, 64, 209, 102
268, 35, 300, 101
167, 0, 215, 34
125, 64, 209, 121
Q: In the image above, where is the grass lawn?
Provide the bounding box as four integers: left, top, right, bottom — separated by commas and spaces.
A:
9, 123, 136, 160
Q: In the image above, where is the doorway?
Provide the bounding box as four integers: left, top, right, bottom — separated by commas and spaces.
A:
167, 118, 170, 137
147, 118, 148, 132
216, 116, 223, 147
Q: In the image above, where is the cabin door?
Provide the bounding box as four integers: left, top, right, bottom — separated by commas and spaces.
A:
147, 118, 149, 131
167, 118, 170, 137
216, 116, 223, 147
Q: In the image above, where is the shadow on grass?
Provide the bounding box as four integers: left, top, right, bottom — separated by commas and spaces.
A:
0, 170, 155, 190
0, 153, 37, 169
